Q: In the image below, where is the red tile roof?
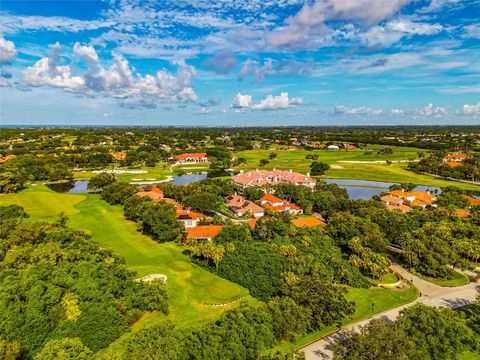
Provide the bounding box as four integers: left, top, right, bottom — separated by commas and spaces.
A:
185, 225, 223, 239
176, 153, 208, 161
292, 216, 325, 227
465, 195, 480, 206
454, 209, 470, 218
260, 194, 284, 203
232, 170, 316, 187
446, 161, 462, 167
136, 186, 164, 202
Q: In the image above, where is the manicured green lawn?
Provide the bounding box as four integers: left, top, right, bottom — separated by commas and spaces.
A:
379, 272, 398, 284
0, 186, 250, 331
0, 185, 85, 220
74, 161, 210, 183
416, 269, 470, 287
272, 284, 420, 353
459, 351, 480, 360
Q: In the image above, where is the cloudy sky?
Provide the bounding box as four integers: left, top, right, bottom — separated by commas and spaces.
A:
0, 0, 479, 126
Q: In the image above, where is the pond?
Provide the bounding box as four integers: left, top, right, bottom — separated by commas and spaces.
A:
322, 178, 442, 200
172, 173, 208, 185
47, 180, 90, 194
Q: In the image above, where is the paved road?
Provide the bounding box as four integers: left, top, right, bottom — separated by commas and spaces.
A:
302, 265, 479, 360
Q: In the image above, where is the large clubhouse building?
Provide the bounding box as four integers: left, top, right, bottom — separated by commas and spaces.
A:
175, 153, 209, 163
232, 169, 316, 188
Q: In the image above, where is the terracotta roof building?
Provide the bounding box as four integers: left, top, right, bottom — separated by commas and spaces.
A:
225, 195, 265, 218
384, 190, 437, 209
292, 216, 325, 227
465, 195, 480, 207
443, 153, 467, 166
260, 194, 303, 214
176, 209, 209, 229
110, 150, 127, 161
232, 169, 316, 188
175, 153, 209, 163
185, 225, 223, 241
136, 185, 164, 202
454, 209, 470, 218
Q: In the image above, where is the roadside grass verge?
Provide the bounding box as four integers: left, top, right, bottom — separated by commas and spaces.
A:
271, 284, 419, 354
415, 269, 470, 287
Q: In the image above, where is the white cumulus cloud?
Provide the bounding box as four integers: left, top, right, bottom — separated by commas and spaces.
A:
232, 92, 302, 110
22, 42, 197, 108
232, 93, 253, 108
415, 103, 447, 116
0, 35, 17, 64
22, 43, 85, 91
334, 105, 383, 115
73, 42, 99, 63
265, 0, 409, 49
457, 102, 480, 115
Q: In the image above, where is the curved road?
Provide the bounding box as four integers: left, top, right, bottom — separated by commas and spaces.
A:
302, 264, 479, 360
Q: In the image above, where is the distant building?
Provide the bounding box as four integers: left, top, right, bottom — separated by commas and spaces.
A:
232, 169, 316, 188
176, 153, 209, 163
443, 153, 467, 166
311, 142, 326, 149
225, 195, 265, 218
465, 195, 480, 207
185, 225, 223, 241
327, 145, 340, 151
110, 150, 127, 161
260, 194, 303, 214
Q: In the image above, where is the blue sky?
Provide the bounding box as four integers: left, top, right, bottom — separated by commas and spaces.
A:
0, 0, 479, 125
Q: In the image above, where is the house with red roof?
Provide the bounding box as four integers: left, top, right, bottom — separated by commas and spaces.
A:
175, 153, 209, 163
443, 153, 467, 166
292, 216, 325, 227
382, 189, 437, 210
185, 225, 223, 241
225, 195, 265, 218
232, 169, 316, 188
136, 185, 164, 202
260, 194, 303, 214
465, 195, 480, 207
176, 208, 210, 229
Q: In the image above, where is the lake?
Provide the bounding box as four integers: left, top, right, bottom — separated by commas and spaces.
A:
322, 178, 442, 200
172, 173, 208, 185
47, 180, 90, 194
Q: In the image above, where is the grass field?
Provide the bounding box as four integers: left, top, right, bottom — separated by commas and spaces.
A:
272, 284, 420, 353
74, 161, 210, 183
0, 185, 250, 332
234, 146, 480, 191
416, 269, 470, 287
459, 351, 480, 360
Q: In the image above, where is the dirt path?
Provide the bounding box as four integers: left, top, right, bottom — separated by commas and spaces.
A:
302, 264, 479, 360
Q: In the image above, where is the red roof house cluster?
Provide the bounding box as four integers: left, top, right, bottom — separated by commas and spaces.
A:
381, 189, 437, 212
232, 169, 316, 188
